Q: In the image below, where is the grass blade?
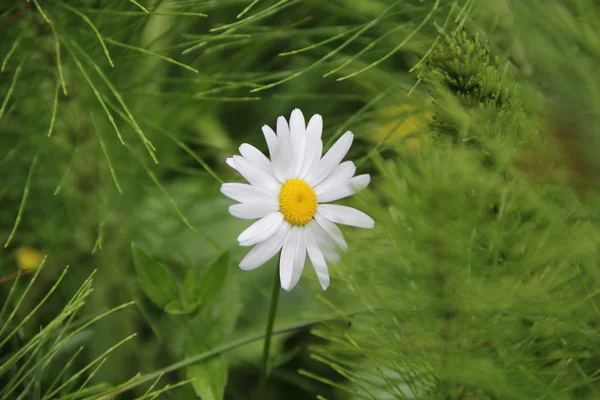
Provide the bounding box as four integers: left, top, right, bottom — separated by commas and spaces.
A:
47, 79, 60, 137
90, 111, 123, 193
144, 120, 223, 184
251, 0, 402, 92
336, 0, 440, 81
1, 31, 23, 72
4, 150, 39, 248
103, 37, 198, 73
0, 60, 23, 124
55, 2, 115, 67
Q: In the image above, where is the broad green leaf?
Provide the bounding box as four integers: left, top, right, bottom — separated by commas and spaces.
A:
195, 252, 230, 310
186, 355, 227, 400
183, 268, 199, 307
131, 243, 179, 309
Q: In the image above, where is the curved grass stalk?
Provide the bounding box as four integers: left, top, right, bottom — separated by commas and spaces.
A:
101, 37, 199, 74
80, 9, 207, 17
54, 2, 114, 67
67, 39, 157, 162
251, 0, 403, 93
47, 79, 60, 137
45, 347, 84, 396
78, 358, 108, 393
115, 309, 376, 395
54, 146, 77, 195
55, 35, 68, 95
44, 333, 138, 399
210, 0, 297, 32
336, 0, 440, 82
323, 21, 410, 78
144, 120, 223, 184
237, 0, 261, 19
132, 379, 195, 400
4, 150, 39, 248
0, 60, 23, 124
0, 262, 62, 350
1, 31, 23, 72
279, 26, 361, 57
64, 43, 124, 145
29, 0, 68, 95
89, 111, 122, 193
128, 0, 149, 13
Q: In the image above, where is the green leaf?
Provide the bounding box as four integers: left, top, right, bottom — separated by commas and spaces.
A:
164, 301, 190, 316
195, 252, 230, 310
183, 268, 199, 307
131, 243, 179, 309
186, 355, 227, 400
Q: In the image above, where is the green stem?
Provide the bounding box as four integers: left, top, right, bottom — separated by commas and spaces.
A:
107, 307, 375, 396
256, 261, 282, 397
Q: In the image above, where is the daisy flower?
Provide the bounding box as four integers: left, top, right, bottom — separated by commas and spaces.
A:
221, 109, 374, 291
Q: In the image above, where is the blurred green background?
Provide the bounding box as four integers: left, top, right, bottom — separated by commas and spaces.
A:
3, 0, 600, 399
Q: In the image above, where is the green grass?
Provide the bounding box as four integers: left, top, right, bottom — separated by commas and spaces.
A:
2, 0, 600, 399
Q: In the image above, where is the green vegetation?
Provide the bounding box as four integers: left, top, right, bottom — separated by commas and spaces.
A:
2, 0, 600, 398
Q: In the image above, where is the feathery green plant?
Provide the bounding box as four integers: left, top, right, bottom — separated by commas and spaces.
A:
308, 2, 600, 400
2, 0, 600, 399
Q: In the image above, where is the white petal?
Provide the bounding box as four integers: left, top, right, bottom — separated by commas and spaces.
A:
289, 108, 306, 177
239, 143, 271, 172
275, 116, 294, 182
220, 183, 273, 204
307, 131, 354, 186
299, 114, 323, 179
317, 174, 370, 203
226, 157, 236, 169
314, 161, 356, 197
306, 222, 329, 290
280, 226, 298, 290
321, 246, 341, 263
312, 219, 343, 264
238, 212, 284, 246
229, 202, 278, 219
277, 116, 290, 139
314, 213, 348, 251
232, 155, 281, 194
262, 125, 278, 161
350, 174, 370, 192
239, 222, 290, 270
317, 204, 375, 228
287, 227, 307, 291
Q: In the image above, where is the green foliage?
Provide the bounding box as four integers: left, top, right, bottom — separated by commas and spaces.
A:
0, 264, 143, 399
187, 355, 228, 400
2, 0, 600, 399
184, 251, 230, 313
307, 2, 600, 400
424, 29, 533, 147
132, 242, 179, 310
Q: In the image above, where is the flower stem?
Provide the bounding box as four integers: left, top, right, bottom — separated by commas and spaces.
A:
0, 269, 29, 285
256, 261, 281, 397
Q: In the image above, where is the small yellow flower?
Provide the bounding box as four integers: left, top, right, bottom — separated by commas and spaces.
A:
17, 247, 45, 271
369, 104, 432, 150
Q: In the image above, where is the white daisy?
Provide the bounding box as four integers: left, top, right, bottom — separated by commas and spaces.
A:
221, 109, 374, 291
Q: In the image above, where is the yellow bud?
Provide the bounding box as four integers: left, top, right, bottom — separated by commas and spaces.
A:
17, 247, 45, 271
369, 104, 432, 150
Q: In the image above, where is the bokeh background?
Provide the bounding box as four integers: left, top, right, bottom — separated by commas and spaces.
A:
2, 0, 600, 399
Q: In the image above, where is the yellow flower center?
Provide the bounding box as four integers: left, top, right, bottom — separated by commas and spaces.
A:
278, 179, 317, 226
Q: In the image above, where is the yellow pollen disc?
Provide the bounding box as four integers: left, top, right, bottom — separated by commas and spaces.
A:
278, 179, 317, 226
